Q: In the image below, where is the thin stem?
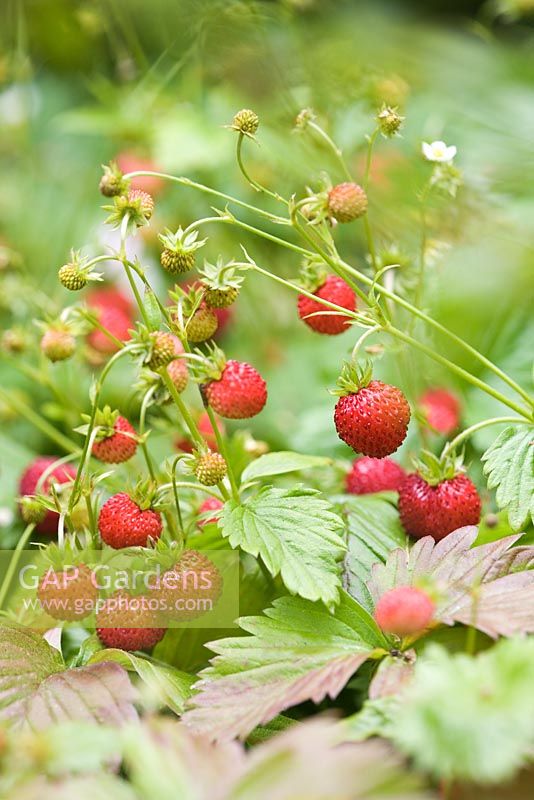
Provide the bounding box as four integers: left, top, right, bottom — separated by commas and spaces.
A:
363, 128, 379, 271
236, 133, 286, 206
119, 213, 152, 329
442, 416, 527, 457
205, 405, 239, 502
386, 326, 532, 420
306, 120, 352, 181
139, 388, 157, 481
123, 170, 290, 225
161, 368, 204, 447
0, 523, 35, 609
0, 388, 80, 454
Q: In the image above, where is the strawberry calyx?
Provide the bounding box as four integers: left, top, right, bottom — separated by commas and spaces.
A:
199, 256, 244, 292
331, 360, 373, 397
128, 478, 164, 512
158, 226, 207, 259
297, 258, 329, 294
190, 343, 228, 384
412, 449, 466, 487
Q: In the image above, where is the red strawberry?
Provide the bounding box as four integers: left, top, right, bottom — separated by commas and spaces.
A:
198, 497, 224, 526
18, 458, 77, 535
334, 380, 410, 457
399, 473, 481, 541
297, 275, 356, 335
92, 416, 137, 463
374, 586, 434, 637
98, 492, 162, 548
346, 456, 405, 494
204, 360, 267, 419
327, 182, 368, 222
419, 388, 461, 436
175, 411, 224, 453
87, 305, 132, 354
96, 592, 166, 651
116, 151, 165, 196
153, 549, 223, 623
37, 564, 98, 621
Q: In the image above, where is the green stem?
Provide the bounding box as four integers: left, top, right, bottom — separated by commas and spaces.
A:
236, 133, 286, 206
0, 388, 80, 454
139, 388, 157, 481
386, 326, 532, 419
442, 416, 527, 457
307, 120, 352, 181
161, 368, 204, 447
123, 170, 289, 225
363, 128, 379, 271
119, 213, 152, 329
0, 524, 35, 609
204, 405, 239, 502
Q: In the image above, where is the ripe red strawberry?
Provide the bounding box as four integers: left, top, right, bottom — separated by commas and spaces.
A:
374, 586, 434, 637
92, 416, 137, 463
204, 360, 267, 419
297, 275, 356, 335
116, 151, 165, 196
153, 549, 223, 623
399, 473, 481, 541
346, 456, 405, 494
175, 411, 224, 453
167, 348, 188, 394
96, 592, 166, 651
87, 305, 132, 355
18, 458, 77, 535
334, 379, 410, 457
98, 492, 162, 548
327, 182, 368, 222
419, 388, 461, 436
37, 564, 98, 622
198, 497, 224, 526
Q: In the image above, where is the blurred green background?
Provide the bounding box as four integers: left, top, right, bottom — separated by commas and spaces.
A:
0, 0, 533, 533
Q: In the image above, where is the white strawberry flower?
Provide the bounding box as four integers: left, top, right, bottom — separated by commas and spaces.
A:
422, 140, 457, 163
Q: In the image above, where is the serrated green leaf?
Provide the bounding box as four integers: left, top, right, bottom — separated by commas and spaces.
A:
89, 649, 193, 715
241, 451, 333, 483
340, 696, 399, 742
221, 486, 346, 607
183, 591, 388, 741
482, 425, 534, 530
341, 494, 407, 612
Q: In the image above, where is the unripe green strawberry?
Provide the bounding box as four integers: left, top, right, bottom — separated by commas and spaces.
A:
99, 161, 128, 197
41, 328, 76, 362
147, 331, 176, 370
376, 105, 404, 137
186, 305, 218, 343
204, 286, 239, 309
231, 108, 259, 136
194, 451, 227, 486
328, 182, 368, 223
161, 248, 195, 274
1, 329, 26, 353
58, 263, 87, 291
20, 496, 46, 525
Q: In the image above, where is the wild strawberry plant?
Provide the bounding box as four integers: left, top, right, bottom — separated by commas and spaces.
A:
0, 104, 533, 797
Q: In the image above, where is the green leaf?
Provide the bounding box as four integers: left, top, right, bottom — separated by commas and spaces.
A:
340, 696, 399, 742
89, 649, 194, 715
221, 486, 346, 608
341, 495, 407, 612
482, 425, 534, 530
392, 640, 534, 784
0, 621, 137, 729
182, 591, 388, 741
0, 622, 64, 722
143, 287, 163, 330
241, 451, 332, 483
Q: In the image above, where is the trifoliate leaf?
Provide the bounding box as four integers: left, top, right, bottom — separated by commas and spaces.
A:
341, 494, 407, 612
240, 451, 332, 483
392, 640, 534, 784
366, 526, 534, 638
482, 425, 534, 530
183, 591, 388, 741
221, 486, 346, 608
